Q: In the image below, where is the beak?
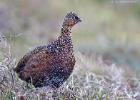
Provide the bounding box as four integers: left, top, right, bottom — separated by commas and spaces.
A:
76, 18, 81, 23
78, 18, 82, 22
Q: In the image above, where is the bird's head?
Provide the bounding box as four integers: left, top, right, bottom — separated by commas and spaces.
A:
62, 12, 81, 30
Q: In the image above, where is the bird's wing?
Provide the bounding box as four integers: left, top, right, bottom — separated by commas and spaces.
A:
14, 46, 47, 73
19, 48, 54, 83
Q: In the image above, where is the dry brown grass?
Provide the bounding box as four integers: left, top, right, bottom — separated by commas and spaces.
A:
0, 33, 140, 100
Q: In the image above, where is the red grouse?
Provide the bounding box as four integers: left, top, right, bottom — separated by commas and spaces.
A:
14, 12, 81, 89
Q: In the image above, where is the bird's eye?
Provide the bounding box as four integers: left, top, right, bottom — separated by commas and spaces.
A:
75, 16, 79, 20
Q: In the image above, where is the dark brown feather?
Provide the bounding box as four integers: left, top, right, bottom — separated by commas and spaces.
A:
14, 12, 81, 89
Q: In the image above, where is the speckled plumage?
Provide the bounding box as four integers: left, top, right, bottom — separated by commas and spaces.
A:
14, 12, 81, 88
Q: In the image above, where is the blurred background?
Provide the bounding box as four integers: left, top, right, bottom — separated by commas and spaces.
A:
0, 0, 140, 73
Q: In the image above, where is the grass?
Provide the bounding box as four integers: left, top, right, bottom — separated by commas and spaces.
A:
0, 0, 140, 99
0, 34, 140, 100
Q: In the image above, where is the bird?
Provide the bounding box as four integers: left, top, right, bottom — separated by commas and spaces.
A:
14, 12, 81, 89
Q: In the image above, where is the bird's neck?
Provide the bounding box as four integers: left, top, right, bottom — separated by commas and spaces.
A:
47, 26, 73, 55
60, 25, 72, 40
61, 25, 71, 36
57, 26, 73, 50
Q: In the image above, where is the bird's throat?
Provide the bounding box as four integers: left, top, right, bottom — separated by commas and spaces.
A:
61, 26, 71, 36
